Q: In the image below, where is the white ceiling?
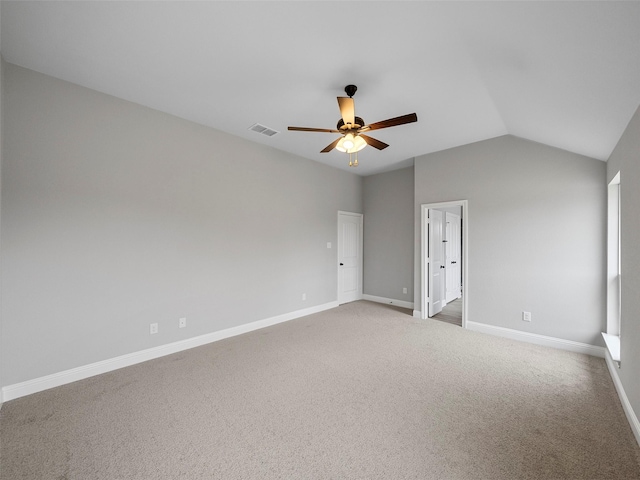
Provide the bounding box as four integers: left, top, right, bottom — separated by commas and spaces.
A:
3, 1, 640, 176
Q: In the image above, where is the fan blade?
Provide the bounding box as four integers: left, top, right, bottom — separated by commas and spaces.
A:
321, 137, 342, 153
337, 97, 355, 126
288, 126, 341, 133
361, 113, 418, 132
360, 134, 389, 150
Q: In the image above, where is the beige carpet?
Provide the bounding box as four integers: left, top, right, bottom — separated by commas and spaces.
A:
1, 300, 639, 479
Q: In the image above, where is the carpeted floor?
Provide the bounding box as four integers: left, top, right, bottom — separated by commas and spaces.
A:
1, 300, 639, 479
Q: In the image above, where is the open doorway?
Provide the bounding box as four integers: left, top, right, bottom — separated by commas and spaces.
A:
421, 201, 468, 328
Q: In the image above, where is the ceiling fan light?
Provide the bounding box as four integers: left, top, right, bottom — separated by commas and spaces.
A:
352, 135, 366, 152
336, 133, 367, 153
343, 133, 355, 150
335, 134, 351, 152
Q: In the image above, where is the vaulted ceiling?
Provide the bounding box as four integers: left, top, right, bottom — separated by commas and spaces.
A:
3, 1, 640, 175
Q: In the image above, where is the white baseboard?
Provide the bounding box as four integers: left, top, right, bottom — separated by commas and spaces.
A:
413, 310, 422, 319
362, 294, 414, 310
604, 349, 640, 447
466, 321, 606, 358
1, 301, 338, 403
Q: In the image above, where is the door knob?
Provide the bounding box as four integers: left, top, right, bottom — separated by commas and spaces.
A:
340, 263, 344, 266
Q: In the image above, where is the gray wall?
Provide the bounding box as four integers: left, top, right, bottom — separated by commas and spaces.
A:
606, 105, 640, 424
414, 135, 606, 345
1, 63, 362, 386
363, 166, 414, 302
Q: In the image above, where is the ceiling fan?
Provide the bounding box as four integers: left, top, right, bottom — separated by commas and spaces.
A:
288, 85, 418, 167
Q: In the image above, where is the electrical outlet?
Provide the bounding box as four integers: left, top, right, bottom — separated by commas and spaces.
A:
522, 311, 532, 322
179, 317, 187, 328
403, 287, 408, 294
302, 293, 306, 301
150, 323, 158, 335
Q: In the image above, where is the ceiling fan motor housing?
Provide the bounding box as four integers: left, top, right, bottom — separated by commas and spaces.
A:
337, 116, 365, 130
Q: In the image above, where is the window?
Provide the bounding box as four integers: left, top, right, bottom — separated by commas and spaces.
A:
603, 172, 621, 363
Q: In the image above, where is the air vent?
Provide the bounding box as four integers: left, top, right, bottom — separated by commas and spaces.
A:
248, 123, 279, 137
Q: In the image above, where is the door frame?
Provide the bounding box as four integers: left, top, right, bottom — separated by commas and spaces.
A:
421, 201, 468, 328
337, 211, 363, 305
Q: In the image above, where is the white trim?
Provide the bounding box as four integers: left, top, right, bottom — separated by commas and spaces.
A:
466, 321, 606, 358
607, 173, 621, 336
604, 348, 640, 447
421, 206, 426, 320
413, 310, 422, 319
420, 200, 469, 327
362, 294, 414, 310
601, 332, 620, 363
1, 301, 338, 402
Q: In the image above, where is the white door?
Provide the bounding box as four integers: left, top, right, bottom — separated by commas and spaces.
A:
445, 212, 462, 303
428, 209, 445, 317
338, 212, 363, 305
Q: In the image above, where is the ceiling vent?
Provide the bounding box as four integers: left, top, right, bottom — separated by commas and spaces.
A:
249, 123, 279, 137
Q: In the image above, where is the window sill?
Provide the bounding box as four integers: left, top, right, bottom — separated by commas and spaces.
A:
602, 333, 620, 363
